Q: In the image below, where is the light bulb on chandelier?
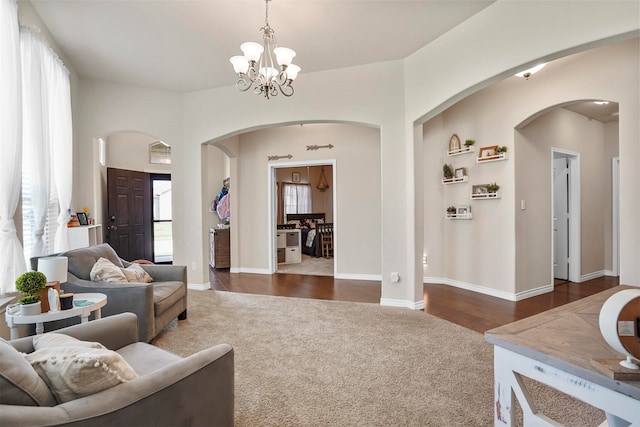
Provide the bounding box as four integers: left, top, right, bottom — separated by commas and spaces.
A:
230, 0, 300, 99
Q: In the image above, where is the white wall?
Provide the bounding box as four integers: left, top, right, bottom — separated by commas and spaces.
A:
516, 108, 613, 291
64, 1, 639, 301
424, 38, 635, 299
230, 123, 381, 277
106, 132, 171, 173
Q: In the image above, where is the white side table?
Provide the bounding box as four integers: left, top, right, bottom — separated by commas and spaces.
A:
5, 293, 107, 340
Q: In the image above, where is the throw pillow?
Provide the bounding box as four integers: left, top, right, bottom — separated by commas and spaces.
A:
121, 263, 153, 283
26, 346, 138, 403
33, 333, 105, 351
90, 257, 127, 282
0, 338, 56, 406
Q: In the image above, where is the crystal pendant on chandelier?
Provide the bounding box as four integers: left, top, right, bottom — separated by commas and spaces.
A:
229, 0, 300, 99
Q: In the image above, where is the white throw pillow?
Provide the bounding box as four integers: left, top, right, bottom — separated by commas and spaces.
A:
26, 346, 138, 403
90, 257, 127, 282
121, 263, 153, 283
33, 333, 105, 351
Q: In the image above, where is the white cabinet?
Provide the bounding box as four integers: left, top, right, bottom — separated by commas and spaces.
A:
68, 225, 102, 250
276, 229, 301, 264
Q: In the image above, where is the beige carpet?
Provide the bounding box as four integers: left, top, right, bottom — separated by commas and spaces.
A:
153, 290, 605, 426
277, 254, 334, 276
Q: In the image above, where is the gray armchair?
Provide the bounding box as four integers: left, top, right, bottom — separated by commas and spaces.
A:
1, 313, 234, 427
31, 244, 187, 342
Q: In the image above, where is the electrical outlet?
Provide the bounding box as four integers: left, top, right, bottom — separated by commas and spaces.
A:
390, 272, 400, 283
191, 262, 197, 270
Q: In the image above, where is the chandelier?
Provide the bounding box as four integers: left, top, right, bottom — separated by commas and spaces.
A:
229, 0, 300, 99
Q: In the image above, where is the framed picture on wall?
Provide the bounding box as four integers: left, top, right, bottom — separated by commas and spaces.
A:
76, 212, 88, 226
292, 172, 301, 182
454, 167, 466, 178
478, 145, 498, 159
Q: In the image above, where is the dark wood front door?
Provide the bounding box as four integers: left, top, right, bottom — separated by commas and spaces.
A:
107, 168, 152, 261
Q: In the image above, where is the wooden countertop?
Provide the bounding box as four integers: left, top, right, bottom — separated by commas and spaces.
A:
485, 285, 640, 400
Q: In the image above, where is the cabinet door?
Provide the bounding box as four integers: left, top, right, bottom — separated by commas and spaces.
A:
285, 247, 301, 264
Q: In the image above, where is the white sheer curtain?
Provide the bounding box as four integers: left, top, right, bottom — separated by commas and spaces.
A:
21, 30, 50, 257
20, 29, 72, 255
46, 41, 72, 253
0, 0, 26, 294
283, 184, 312, 215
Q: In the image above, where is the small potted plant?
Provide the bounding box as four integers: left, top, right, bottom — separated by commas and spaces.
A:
497, 146, 508, 154
446, 206, 457, 216
443, 164, 454, 180
486, 182, 500, 193
464, 139, 475, 147
15, 271, 47, 315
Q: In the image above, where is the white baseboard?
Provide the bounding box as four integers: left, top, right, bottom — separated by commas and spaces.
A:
334, 273, 382, 281
424, 276, 558, 302
514, 284, 554, 301
579, 270, 606, 282
231, 267, 271, 275
380, 298, 424, 310
188, 282, 211, 291
424, 276, 520, 301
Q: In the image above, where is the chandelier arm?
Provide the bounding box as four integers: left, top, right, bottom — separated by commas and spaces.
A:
278, 82, 294, 97
236, 76, 253, 92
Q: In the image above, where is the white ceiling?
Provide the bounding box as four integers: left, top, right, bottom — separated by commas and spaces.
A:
26, 0, 495, 93
24, 0, 619, 123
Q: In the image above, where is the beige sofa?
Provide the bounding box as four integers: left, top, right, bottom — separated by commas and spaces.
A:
31, 243, 187, 342
0, 312, 234, 426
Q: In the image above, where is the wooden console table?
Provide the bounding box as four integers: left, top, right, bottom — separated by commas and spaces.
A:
485, 285, 640, 426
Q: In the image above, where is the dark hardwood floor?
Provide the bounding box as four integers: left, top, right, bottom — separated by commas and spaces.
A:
209, 268, 619, 333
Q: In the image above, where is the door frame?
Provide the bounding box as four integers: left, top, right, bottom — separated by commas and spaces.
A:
551, 148, 580, 284
611, 157, 620, 276
267, 159, 337, 274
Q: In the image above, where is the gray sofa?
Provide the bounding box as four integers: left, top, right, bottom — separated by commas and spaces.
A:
0, 312, 234, 426
31, 243, 187, 342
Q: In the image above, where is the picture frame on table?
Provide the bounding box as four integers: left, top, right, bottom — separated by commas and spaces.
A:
76, 212, 88, 226
292, 172, 301, 183
479, 145, 498, 159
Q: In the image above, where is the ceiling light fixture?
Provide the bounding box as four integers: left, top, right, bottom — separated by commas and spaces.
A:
229, 0, 300, 99
515, 63, 546, 79
594, 101, 610, 105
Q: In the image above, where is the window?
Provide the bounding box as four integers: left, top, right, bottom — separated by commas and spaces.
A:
283, 184, 311, 215
152, 175, 173, 263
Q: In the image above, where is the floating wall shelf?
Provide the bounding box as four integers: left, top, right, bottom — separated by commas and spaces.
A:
446, 213, 474, 220
448, 146, 475, 157
442, 176, 469, 184
476, 152, 508, 163
471, 191, 501, 200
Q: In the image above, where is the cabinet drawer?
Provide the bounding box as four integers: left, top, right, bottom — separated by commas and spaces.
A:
276, 232, 286, 249
285, 247, 301, 264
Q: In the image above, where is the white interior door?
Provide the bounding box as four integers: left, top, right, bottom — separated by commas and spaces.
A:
553, 157, 569, 280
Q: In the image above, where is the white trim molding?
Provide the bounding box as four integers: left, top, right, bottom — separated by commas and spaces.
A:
580, 270, 606, 282
334, 273, 381, 281
380, 298, 425, 310
231, 267, 271, 275
423, 277, 554, 302
188, 282, 211, 291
